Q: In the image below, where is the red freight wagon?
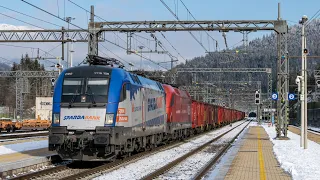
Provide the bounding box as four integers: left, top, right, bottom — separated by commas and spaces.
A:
237, 111, 241, 121
200, 103, 205, 129
218, 106, 224, 126
203, 103, 209, 130
214, 105, 219, 125
224, 108, 229, 124
191, 100, 197, 129
163, 84, 192, 135
192, 100, 210, 132
207, 104, 214, 129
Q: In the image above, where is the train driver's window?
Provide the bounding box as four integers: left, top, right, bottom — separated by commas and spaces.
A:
170, 95, 175, 107
120, 84, 129, 102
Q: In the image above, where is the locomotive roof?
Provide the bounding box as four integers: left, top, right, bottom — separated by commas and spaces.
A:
63, 65, 114, 77
62, 65, 165, 92
163, 84, 190, 98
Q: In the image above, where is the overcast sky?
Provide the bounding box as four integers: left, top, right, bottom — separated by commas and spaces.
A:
0, 0, 319, 70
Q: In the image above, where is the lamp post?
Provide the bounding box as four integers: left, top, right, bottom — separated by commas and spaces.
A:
129, 62, 134, 71
65, 17, 75, 68
138, 46, 144, 70
67, 38, 77, 67
298, 15, 308, 149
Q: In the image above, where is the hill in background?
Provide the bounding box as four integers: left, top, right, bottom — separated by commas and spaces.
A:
174, 20, 320, 96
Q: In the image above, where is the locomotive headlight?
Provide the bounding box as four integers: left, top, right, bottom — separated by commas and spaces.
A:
53, 113, 60, 124
105, 114, 114, 124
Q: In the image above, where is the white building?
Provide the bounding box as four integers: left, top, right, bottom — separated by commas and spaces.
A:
35, 97, 53, 120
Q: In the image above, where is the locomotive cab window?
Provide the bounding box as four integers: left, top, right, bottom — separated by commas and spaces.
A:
86, 78, 109, 95
120, 83, 129, 102
170, 95, 175, 107
62, 78, 83, 95
85, 78, 109, 103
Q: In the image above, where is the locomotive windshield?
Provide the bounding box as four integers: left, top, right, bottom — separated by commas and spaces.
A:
62, 78, 83, 96
61, 77, 109, 104
86, 78, 109, 95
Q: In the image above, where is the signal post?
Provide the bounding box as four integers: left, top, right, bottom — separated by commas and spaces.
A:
255, 90, 261, 124
297, 15, 308, 149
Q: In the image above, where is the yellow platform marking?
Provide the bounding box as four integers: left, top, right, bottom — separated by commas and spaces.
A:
258, 127, 266, 180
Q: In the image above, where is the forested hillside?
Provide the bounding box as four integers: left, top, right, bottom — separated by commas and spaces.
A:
174, 20, 320, 94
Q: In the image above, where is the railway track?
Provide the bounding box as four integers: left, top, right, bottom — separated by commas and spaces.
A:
141, 121, 251, 180
288, 125, 320, 144
9, 120, 248, 180
0, 131, 48, 140
289, 125, 320, 134
307, 128, 320, 134
1, 155, 62, 179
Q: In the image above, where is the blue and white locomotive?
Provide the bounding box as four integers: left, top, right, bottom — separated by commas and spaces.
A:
49, 56, 166, 161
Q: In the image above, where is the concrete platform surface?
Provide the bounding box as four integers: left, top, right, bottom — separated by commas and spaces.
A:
223, 126, 292, 180
0, 148, 57, 173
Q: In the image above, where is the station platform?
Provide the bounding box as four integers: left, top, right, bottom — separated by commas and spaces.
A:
211, 125, 291, 180
0, 148, 57, 177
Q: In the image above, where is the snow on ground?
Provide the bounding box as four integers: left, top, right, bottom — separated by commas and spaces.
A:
0, 140, 48, 155
93, 120, 247, 180
157, 121, 251, 180
158, 152, 215, 180
263, 124, 320, 180
0, 131, 48, 137
211, 121, 251, 145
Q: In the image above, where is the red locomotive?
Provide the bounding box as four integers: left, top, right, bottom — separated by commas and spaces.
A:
163, 84, 192, 139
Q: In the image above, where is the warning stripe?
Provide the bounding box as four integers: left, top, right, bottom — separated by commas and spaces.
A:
258, 127, 266, 180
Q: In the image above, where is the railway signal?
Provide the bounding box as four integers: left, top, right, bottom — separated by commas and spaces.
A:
316, 80, 320, 88
51, 78, 55, 86
255, 90, 260, 104
55, 63, 63, 74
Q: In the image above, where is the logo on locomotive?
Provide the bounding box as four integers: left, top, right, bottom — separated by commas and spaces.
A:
116, 116, 128, 122
148, 97, 163, 111
63, 115, 101, 121
131, 103, 142, 112
117, 108, 126, 114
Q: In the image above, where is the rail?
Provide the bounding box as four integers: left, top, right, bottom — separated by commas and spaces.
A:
0, 131, 48, 140
194, 121, 250, 179
141, 120, 250, 180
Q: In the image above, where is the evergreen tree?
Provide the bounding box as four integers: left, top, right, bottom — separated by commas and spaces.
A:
1, 53, 48, 118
